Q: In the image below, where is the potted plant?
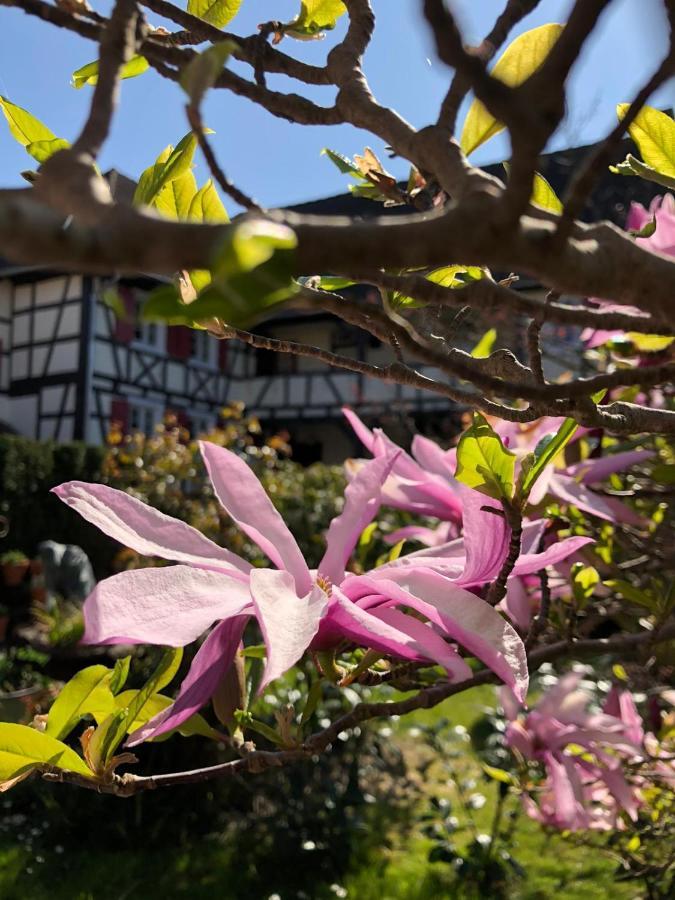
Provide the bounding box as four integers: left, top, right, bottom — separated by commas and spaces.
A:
0, 603, 8, 642
1, 550, 30, 587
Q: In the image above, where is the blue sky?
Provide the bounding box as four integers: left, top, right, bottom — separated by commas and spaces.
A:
1, 0, 673, 211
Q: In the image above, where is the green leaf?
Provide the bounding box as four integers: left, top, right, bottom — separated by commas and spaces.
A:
312, 276, 357, 291
283, 0, 347, 38
189, 180, 229, 223
180, 40, 238, 108
391, 264, 484, 309
113, 691, 220, 741
471, 328, 497, 358
321, 147, 363, 177
482, 764, 515, 785
86, 709, 129, 773
460, 24, 564, 156
617, 103, 675, 178
571, 564, 599, 603
605, 578, 658, 611
25, 138, 70, 165
518, 417, 577, 502
530, 170, 563, 213
610, 153, 675, 191
133, 132, 198, 208
154, 169, 200, 220
300, 679, 323, 726
71, 56, 149, 90
0, 96, 57, 148
213, 220, 298, 280
454, 412, 516, 501
0, 723, 92, 782
387, 539, 406, 562
101, 648, 183, 761
625, 333, 673, 352
46, 665, 116, 741
612, 663, 628, 682
187, 0, 243, 29
358, 521, 378, 549
109, 656, 132, 696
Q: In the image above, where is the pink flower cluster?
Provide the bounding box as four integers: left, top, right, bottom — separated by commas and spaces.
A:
503, 676, 649, 831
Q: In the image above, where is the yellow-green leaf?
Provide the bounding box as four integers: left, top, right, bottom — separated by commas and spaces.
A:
471, 328, 497, 358
180, 41, 238, 108
617, 103, 675, 178
0, 723, 92, 782
134, 133, 198, 208
284, 0, 347, 37
25, 138, 70, 165
154, 169, 200, 220
0, 96, 57, 148
391, 264, 484, 308
112, 691, 220, 741
460, 24, 564, 156
187, 0, 243, 29
625, 332, 674, 352
531, 171, 562, 213
455, 412, 517, 500
189, 180, 229, 223
71, 55, 149, 89
46, 665, 116, 741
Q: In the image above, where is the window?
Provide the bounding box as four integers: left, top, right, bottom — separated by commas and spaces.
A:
133, 295, 161, 349
191, 413, 214, 436
191, 329, 213, 366
128, 400, 161, 435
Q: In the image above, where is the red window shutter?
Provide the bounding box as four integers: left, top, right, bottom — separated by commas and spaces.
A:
166, 325, 192, 360
218, 340, 228, 372
114, 286, 136, 343
110, 397, 129, 433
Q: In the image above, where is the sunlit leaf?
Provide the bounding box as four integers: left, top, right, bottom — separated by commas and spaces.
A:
187, 0, 243, 29
617, 103, 675, 178
531, 170, 563, 213
518, 417, 577, 501
391, 264, 484, 309
133, 133, 198, 208
460, 24, 564, 156
625, 333, 674, 352
471, 328, 497, 358
25, 138, 70, 164
188, 179, 229, 222
180, 40, 238, 107
46, 665, 116, 741
113, 691, 220, 741
0, 723, 92, 784
71, 56, 149, 89
0, 96, 57, 147
153, 169, 200, 220
283, 0, 347, 39
455, 412, 516, 500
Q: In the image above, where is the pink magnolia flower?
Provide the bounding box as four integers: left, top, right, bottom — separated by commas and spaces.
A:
503, 675, 645, 831
344, 408, 650, 533
54, 442, 531, 742
582, 194, 675, 347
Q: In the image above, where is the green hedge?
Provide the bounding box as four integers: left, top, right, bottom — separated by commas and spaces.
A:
0, 436, 112, 574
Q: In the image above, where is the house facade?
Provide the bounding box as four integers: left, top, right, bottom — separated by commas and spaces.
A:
0, 269, 229, 445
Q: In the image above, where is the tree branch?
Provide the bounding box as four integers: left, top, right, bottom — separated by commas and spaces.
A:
41, 619, 675, 796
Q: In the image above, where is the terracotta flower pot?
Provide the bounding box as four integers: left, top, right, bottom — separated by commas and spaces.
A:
2, 560, 30, 587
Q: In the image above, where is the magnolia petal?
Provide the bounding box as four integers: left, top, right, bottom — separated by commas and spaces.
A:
200, 441, 313, 595
457, 486, 509, 585
342, 406, 377, 453
355, 571, 529, 702
383, 522, 455, 547
327, 588, 428, 661
81, 566, 252, 646
567, 449, 653, 485
500, 577, 533, 630
52, 481, 250, 574
126, 616, 248, 745
319, 452, 399, 583
511, 535, 594, 578
250, 569, 329, 692
370, 607, 472, 681
411, 434, 456, 479
549, 474, 642, 525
